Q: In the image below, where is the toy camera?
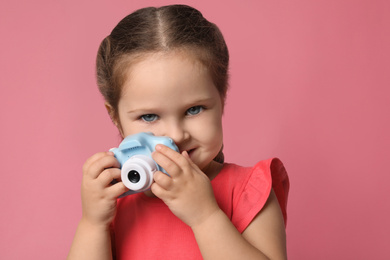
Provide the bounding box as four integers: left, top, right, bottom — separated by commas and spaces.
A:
110, 132, 179, 197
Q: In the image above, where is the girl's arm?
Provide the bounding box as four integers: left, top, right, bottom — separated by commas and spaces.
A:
67, 219, 113, 260
191, 189, 286, 260
67, 152, 127, 260
152, 145, 287, 260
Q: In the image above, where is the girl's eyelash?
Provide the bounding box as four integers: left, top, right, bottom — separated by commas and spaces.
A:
137, 106, 206, 122
139, 114, 159, 122
186, 105, 206, 116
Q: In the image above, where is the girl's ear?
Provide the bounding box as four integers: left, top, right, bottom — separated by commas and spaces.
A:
105, 102, 124, 137
221, 97, 225, 114
104, 102, 117, 124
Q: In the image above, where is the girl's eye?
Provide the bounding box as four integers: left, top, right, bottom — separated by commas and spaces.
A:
186, 106, 204, 116
140, 114, 158, 122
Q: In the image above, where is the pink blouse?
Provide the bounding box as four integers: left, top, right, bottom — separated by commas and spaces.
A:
112, 158, 289, 259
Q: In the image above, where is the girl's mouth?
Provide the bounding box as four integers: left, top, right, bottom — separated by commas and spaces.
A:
188, 149, 195, 156
182, 148, 195, 157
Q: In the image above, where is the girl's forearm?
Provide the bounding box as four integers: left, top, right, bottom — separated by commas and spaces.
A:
191, 210, 270, 260
67, 219, 113, 260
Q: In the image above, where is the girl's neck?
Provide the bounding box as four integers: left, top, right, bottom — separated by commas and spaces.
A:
203, 160, 224, 181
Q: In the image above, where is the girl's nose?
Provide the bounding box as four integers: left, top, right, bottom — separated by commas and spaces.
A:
165, 122, 190, 145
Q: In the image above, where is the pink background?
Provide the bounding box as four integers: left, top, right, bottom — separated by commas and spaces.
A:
1, 0, 389, 259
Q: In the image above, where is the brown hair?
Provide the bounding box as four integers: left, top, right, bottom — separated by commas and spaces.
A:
96, 5, 229, 162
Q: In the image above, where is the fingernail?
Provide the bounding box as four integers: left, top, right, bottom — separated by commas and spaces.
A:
155, 144, 162, 151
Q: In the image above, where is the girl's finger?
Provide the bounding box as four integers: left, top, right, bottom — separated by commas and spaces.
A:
155, 144, 188, 165
98, 167, 122, 186
150, 182, 173, 200
85, 153, 120, 179
153, 145, 192, 174
152, 150, 181, 177
181, 150, 194, 164
153, 171, 173, 190
181, 150, 201, 172
107, 181, 128, 199
82, 152, 108, 174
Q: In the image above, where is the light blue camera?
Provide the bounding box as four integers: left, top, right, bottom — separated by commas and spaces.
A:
110, 132, 179, 197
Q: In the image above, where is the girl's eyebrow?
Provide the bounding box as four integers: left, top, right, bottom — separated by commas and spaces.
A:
187, 97, 215, 105
126, 108, 157, 114
126, 97, 216, 114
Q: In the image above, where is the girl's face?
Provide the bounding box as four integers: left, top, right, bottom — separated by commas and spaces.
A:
114, 51, 224, 173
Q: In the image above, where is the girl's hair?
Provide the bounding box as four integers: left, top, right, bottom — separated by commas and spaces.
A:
96, 5, 229, 162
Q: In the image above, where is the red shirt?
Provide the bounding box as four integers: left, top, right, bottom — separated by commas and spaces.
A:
112, 158, 289, 259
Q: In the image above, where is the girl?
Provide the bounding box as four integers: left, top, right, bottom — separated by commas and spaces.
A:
68, 5, 289, 260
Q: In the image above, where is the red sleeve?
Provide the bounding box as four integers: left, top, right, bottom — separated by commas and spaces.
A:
232, 158, 289, 233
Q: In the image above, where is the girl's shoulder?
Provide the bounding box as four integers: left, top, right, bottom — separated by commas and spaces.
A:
213, 158, 289, 191
212, 158, 289, 231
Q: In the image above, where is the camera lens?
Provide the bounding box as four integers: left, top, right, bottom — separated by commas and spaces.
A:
128, 170, 141, 183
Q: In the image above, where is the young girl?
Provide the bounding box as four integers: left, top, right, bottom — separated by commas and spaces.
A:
68, 5, 289, 260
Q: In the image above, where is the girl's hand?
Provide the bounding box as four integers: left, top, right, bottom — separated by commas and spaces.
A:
81, 152, 128, 227
151, 145, 220, 228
